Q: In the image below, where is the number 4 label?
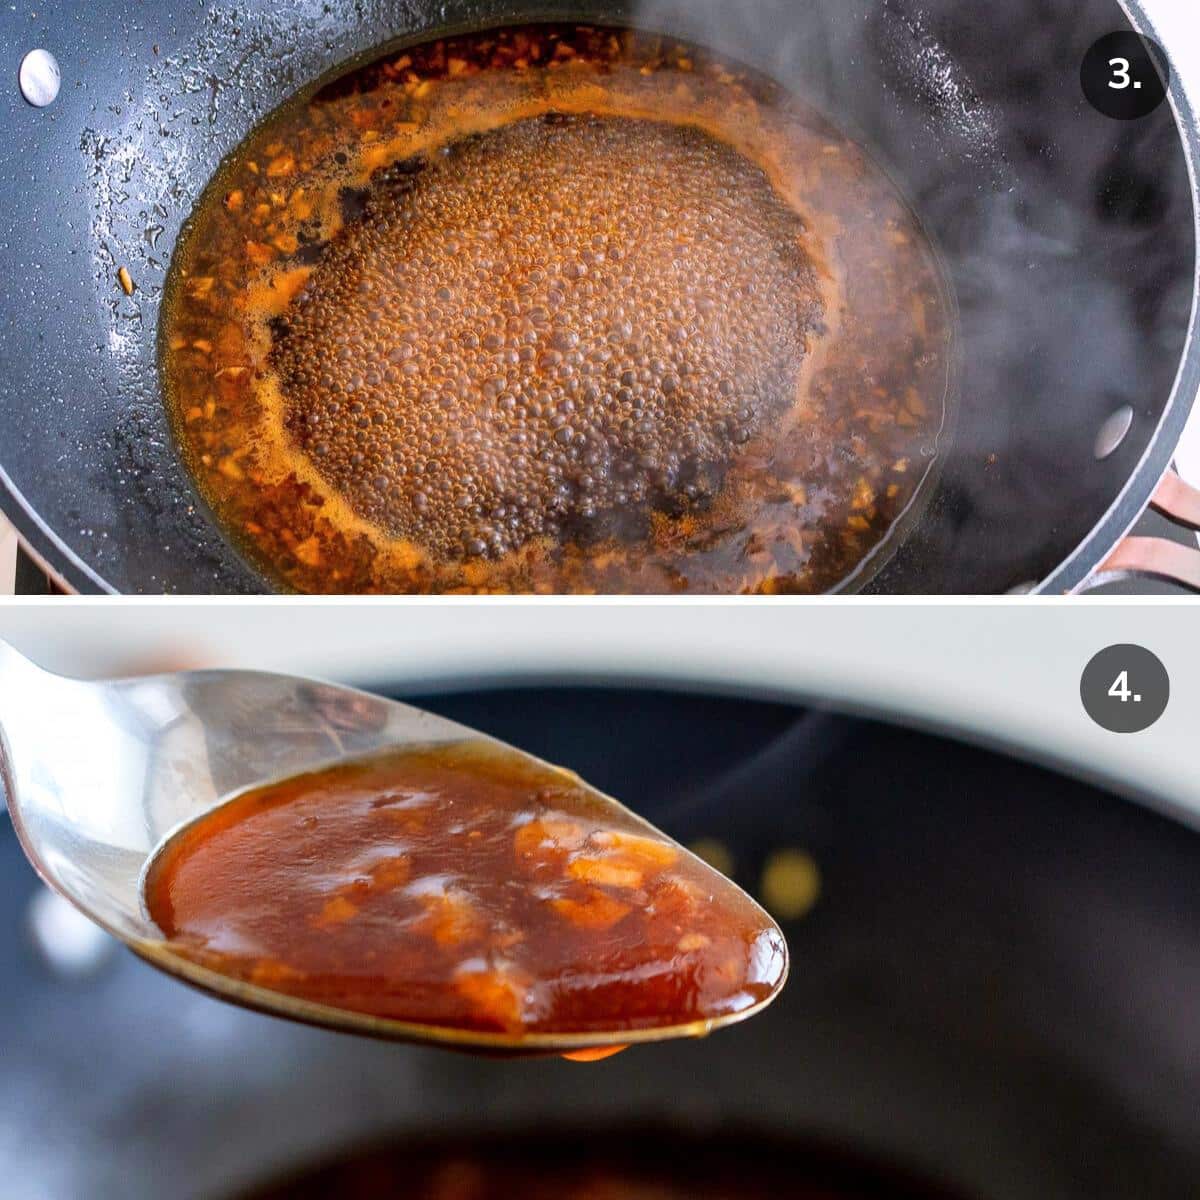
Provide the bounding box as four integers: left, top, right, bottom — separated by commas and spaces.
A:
1108, 670, 1141, 703
1082, 646, 1167, 733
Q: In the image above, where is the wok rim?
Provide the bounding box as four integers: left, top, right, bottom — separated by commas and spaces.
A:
1037, 0, 1200, 595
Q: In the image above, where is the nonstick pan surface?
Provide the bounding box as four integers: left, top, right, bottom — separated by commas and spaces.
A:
0, 0, 1196, 593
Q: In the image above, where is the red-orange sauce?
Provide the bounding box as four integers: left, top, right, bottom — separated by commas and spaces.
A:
143, 741, 787, 1045
161, 23, 952, 594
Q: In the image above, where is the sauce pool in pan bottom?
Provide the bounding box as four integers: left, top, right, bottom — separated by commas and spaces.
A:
142, 740, 787, 1053
161, 23, 954, 594
233, 1130, 975, 1200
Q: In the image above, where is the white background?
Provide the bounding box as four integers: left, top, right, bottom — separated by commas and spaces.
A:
0, 601, 1195, 829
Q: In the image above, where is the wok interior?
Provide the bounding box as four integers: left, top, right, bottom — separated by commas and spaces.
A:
0, 0, 1193, 592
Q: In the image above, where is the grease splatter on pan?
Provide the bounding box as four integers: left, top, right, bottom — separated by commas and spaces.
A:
161, 25, 954, 593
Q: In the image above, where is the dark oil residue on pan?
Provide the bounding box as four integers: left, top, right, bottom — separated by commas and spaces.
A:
160, 24, 955, 594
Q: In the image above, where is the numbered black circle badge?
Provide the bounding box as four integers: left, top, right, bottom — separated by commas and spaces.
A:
1081, 32, 1170, 120
1080, 645, 1169, 734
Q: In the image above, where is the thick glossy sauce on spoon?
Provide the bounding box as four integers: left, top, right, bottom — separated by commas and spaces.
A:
143, 741, 787, 1044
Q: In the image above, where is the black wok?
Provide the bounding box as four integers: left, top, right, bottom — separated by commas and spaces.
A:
0, 0, 1197, 593
5, 685, 1200, 1198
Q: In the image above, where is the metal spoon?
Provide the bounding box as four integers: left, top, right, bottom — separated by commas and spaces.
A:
0, 640, 785, 1054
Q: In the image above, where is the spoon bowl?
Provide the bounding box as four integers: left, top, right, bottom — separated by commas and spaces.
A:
0, 640, 785, 1053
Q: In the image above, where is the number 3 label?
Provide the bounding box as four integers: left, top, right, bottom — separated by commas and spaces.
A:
1082, 33, 1167, 120
1109, 57, 1136, 91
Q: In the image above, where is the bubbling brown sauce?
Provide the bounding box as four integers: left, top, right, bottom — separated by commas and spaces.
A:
143, 741, 787, 1047
162, 24, 953, 593
274, 115, 821, 559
